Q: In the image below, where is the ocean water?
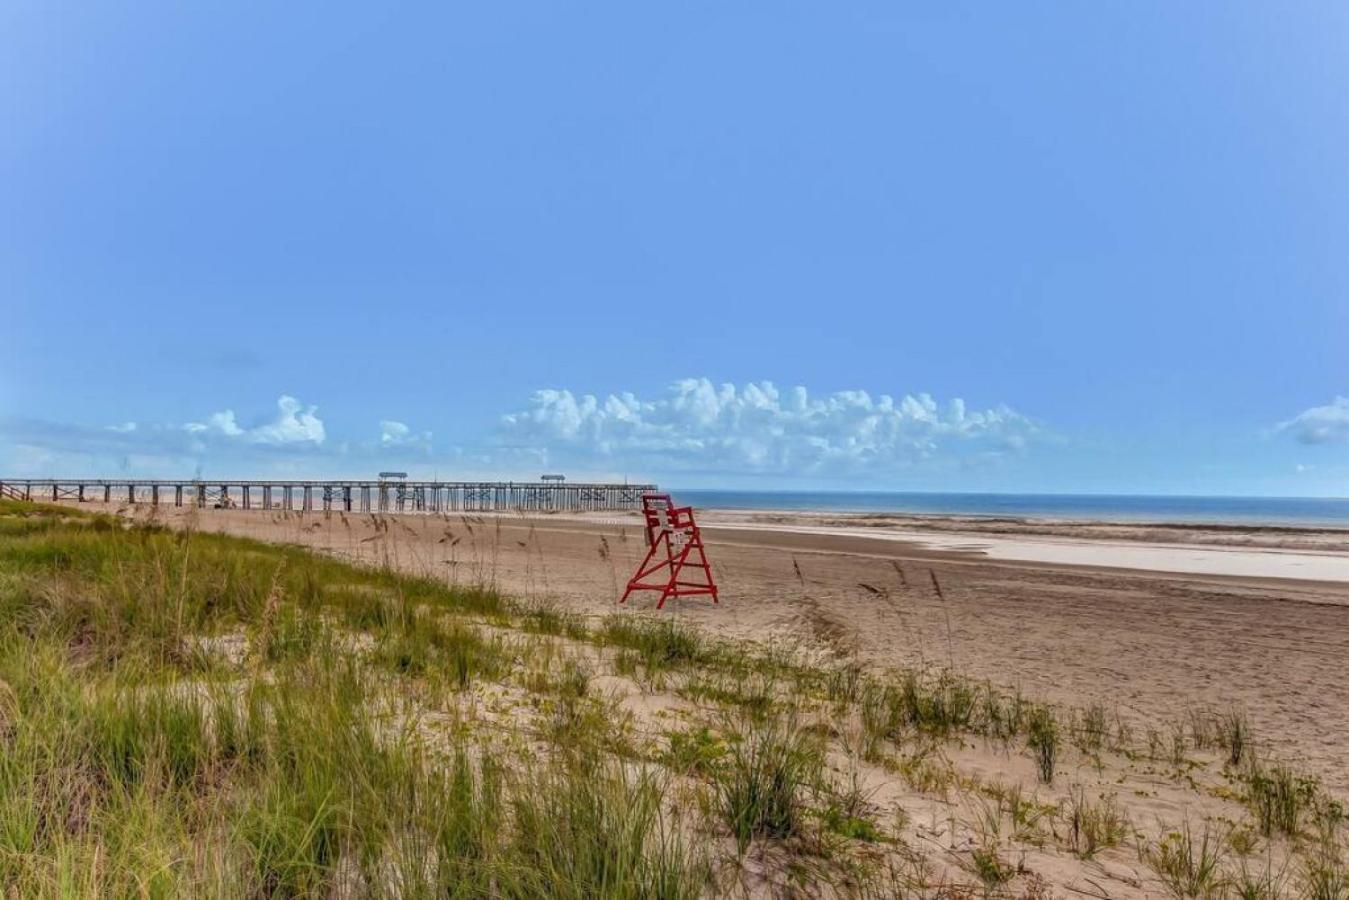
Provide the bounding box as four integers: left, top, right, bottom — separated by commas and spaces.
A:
672, 490, 1349, 528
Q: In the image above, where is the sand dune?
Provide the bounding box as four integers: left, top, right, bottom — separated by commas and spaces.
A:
111, 501, 1349, 797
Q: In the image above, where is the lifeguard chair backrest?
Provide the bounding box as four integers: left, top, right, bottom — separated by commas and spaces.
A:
640, 493, 694, 547
622, 493, 719, 607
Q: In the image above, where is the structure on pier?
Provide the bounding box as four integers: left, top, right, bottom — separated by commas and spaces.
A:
0, 478, 655, 514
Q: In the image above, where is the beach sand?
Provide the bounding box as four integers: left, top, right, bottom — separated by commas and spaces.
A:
112, 501, 1349, 796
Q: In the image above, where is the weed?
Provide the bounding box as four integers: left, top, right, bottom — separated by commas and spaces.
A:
680, 671, 776, 721
983, 781, 1051, 842
970, 843, 1014, 889
664, 726, 726, 777
602, 617, 707, 671
860, 681, 904, 753
1302, 844, 1348, 900
1143, 820, 1228, 898
1065, 787, 1129, 859
1170, 720, 1190, 766
1247, 764, 1317, 837
1221, 710, 1250, 768
1301, 815, 1347, 900
612, 649, 640, 677
716, 713, 822, 852
1077, 703, 1109, 752
1231, 853, 1289, 900
520, 603, 585, 641
557, 657, 592, 700
825, 661, 865, 707
820, 768, 883, 843
506, 756, 707, 898
1228, 825, 1261, 857
1188, 708, 1219, 751
1026, 706, 1058, 784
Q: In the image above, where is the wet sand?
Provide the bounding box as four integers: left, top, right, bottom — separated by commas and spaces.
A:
703, 519, 1349, 582
112, 502, 1349, 795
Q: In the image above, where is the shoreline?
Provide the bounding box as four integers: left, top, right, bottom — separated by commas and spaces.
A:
693, 504, 1349, 537
708, 508, 1349, 534
519, 505, 1349, 584
701, 519, 1349, 586
692, 506, 1349, 561
673, 490, 1349, 529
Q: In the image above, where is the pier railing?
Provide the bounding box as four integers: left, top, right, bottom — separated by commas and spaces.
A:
0, 479, 656, 514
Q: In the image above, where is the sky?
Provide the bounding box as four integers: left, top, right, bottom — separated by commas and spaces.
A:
3, 2, 1348, 495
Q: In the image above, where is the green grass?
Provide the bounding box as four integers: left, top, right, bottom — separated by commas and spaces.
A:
520, 603, 590, 641
663, 726, 727, 777
1076, 703, 1109, 752
0, 501, 706, 896
507, 756, 707, 899
678, 670, 777, 720
600, 616, 710, 671
970, 844, 1014, 889
1065, 788, 1129, 859
1221, 710, 1251, 768
1027, 706, 1059, 784
1142, 821, 1228, 898
3, 498, 1344, 898
1247, 764, 1318, 838
716, 712, 823, 853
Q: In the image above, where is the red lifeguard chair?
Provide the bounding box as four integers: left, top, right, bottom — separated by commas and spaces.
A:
620, 494, 719, 608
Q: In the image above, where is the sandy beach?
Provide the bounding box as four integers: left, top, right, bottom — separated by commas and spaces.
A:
699, 513, 1349, 583
111, 501, 1349, 797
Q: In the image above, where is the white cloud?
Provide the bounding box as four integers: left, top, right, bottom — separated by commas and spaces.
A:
185, 411, 243, 437
379, 420, 432, 451
499, 378, 1037, 476
185, 395, 324, 445
252, 396, 325, 444
106, 422, 137, 433
381, 421, 411, 444
1276, 397, 1349, 445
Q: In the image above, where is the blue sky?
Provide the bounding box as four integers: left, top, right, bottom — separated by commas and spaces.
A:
3, 2, 1348, 495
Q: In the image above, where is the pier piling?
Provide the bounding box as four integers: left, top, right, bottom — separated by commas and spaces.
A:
0, 478, 654, 515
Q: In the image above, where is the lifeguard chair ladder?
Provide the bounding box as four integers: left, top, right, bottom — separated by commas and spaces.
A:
620, 494, 719, 608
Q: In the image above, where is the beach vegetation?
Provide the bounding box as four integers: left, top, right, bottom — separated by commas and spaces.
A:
1027, 706, 1059, 784
1, 497, 1344, 898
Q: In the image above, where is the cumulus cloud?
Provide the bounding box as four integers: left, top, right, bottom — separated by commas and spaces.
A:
380, 421, 411, 444
0, 395, 437, 479
1277, 397, 1349, 445
498, 378, 1037, 476
185, 395, 324, 445
379, 420, 432, 452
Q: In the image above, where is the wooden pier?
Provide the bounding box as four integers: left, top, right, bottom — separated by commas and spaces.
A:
0, 478, 656, 514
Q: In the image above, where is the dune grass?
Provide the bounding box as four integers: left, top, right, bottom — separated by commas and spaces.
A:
0, 497, 1345, 897
0, 501, 705, 896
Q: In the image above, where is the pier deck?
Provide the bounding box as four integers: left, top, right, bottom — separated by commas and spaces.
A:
0, 478, 655, 514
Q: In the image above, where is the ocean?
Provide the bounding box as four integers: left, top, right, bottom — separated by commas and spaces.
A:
672, 490, 1349, 528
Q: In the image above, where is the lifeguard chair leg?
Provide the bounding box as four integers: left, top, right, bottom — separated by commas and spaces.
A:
621, 495, 720, 606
